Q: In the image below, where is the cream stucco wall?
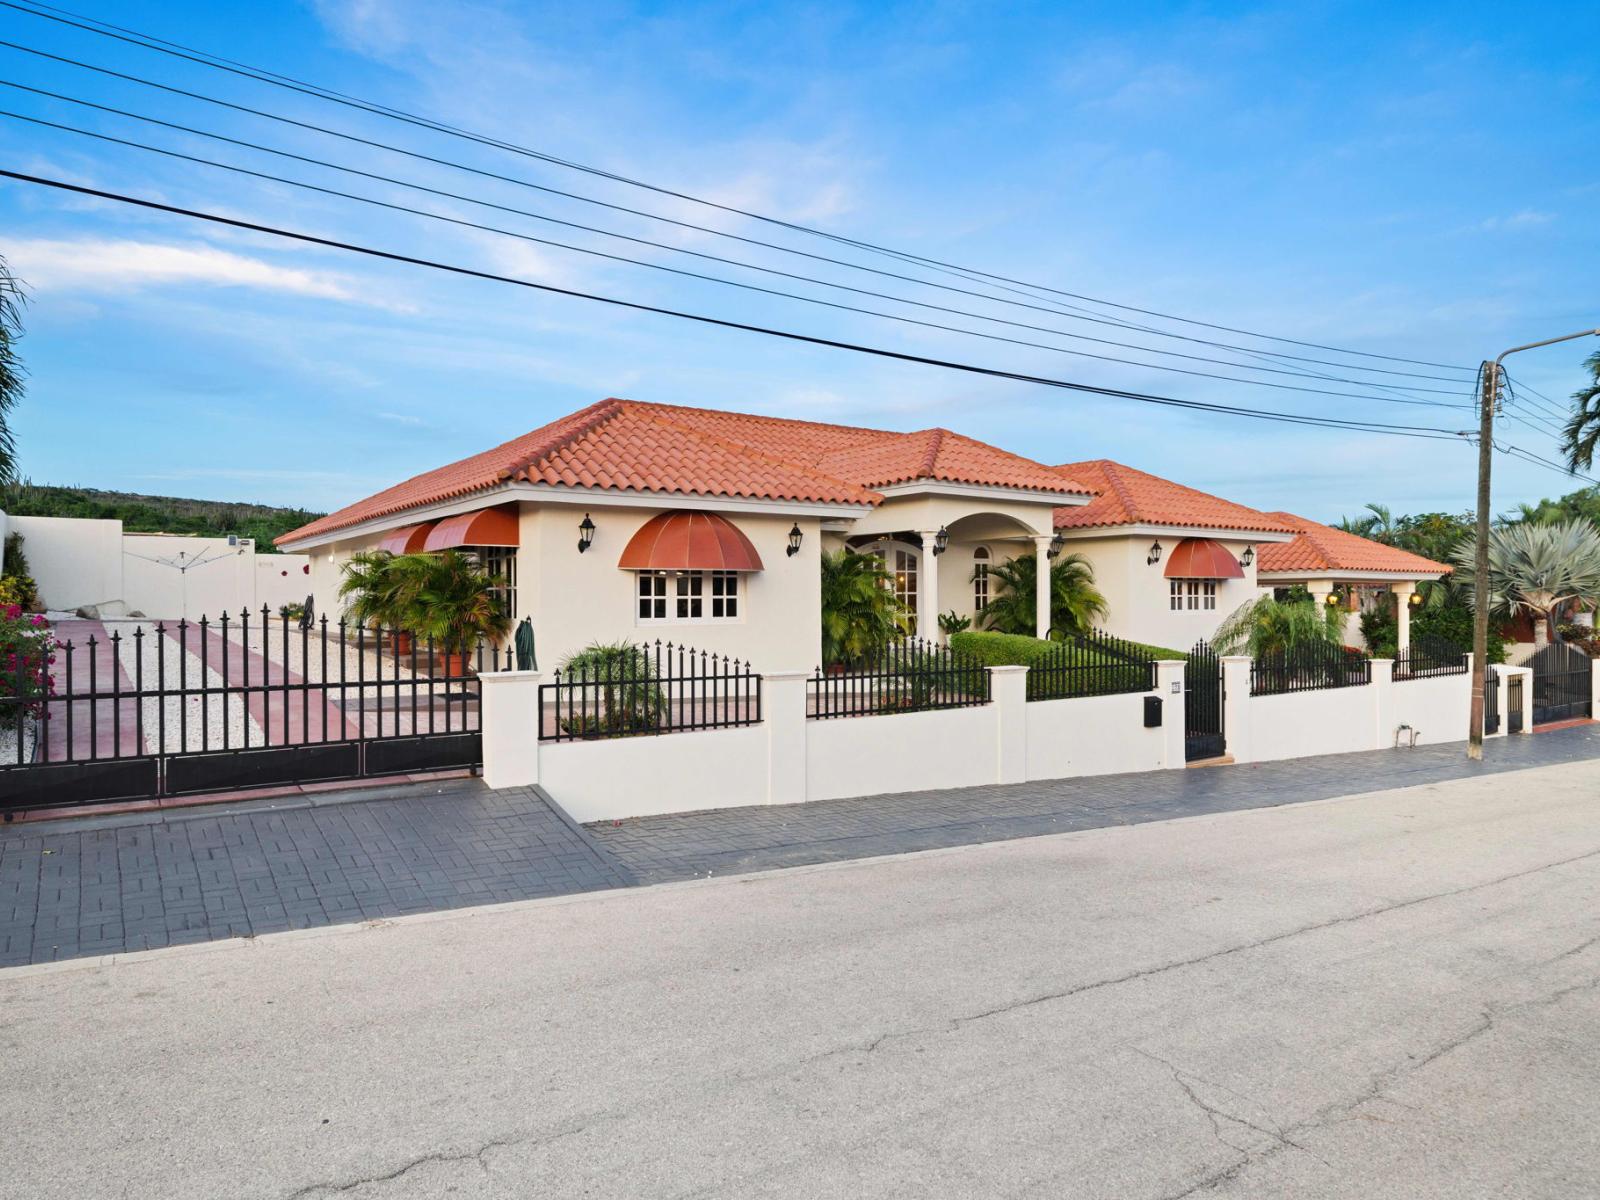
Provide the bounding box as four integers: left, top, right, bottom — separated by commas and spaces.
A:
526, 503, 824, 671
8, 515, 124, 612
3, 514, 307, 618
1065, 532, 1264, 651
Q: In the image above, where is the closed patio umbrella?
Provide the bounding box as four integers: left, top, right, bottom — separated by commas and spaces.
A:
514, 616, 537, 671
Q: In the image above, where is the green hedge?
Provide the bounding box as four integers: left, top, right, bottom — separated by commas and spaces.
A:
949, 630, 1190, 666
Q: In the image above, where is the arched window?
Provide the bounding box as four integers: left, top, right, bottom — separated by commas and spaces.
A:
973, 546, 991, 614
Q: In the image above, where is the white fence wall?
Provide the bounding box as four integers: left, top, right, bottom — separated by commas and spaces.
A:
1391, 672, 1473, 747
0, 511, 307, 619
484, 662, 1188, 823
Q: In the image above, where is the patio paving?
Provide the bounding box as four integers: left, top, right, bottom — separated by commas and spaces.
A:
2, 725, 1597, 969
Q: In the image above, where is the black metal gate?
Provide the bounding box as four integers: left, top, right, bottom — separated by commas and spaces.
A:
1528, 642, 1593, 725
1485, 668, 1500, 736
1184, 640, 1225, 761
3, 610, 508, 819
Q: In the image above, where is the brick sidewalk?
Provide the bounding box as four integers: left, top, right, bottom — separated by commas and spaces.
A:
4, 725, 1597, 969
586, 724, 1600, 883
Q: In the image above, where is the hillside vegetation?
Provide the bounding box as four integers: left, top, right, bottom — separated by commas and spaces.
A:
0, 482, 323, 553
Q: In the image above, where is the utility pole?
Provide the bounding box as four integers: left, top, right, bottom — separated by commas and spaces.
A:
1467, 327, 1600, 761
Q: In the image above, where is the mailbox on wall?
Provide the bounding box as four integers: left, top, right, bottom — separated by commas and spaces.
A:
1143, 696, 1163, 727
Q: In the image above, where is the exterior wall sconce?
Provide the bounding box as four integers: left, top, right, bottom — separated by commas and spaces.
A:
787, 523, 803, 557
577, 513, 596, 553
1409, 590, 1423, 607
932, 526, 950, 556
1147, 541, 1163, 566
1047, 531, 1066, 559
1325, 590, 1341, 606
1240, 545, 1255, 568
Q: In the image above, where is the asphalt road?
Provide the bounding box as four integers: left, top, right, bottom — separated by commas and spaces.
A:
3, 757, 1599, 1199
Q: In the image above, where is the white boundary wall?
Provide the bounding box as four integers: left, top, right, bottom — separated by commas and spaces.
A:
483, 651, 1498, 822
0, 511, 307, 619
484, 662, 1188, 824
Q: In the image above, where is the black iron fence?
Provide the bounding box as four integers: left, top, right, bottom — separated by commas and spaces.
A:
1251, 642, 1371, 696
2, 608, 511, 816
1527, 641, 1593, 724
1394, 636, 1467, 681
809, 638, 989, 719
539, 641, 760, 742
1026, 628, 1156, 701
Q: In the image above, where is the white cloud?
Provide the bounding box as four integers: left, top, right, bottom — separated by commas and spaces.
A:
1478, 210, 1555, 232
3, 238, 415, 311
375, 411, 426, 426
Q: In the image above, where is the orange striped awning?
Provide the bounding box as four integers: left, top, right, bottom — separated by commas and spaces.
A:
618, 511, 764, 572
421, 506, 520, 551
375, 522, 436, 555
1164, 537, 1244, 579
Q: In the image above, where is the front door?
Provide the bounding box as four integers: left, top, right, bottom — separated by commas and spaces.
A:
862, 540, 919, 624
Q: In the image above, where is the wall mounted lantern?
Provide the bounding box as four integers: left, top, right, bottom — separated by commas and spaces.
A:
1409, 590, 1423, 607
577, 513, 596, 553
1324, 590, 1340, 606
786, 523, 803, 557
1240, 545, 1255, 568
932, 526, 950, 556
1048, 531, 1067, 559
1147, 541, 1163, 566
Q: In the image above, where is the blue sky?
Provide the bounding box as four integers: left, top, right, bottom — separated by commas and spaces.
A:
1, 0, 1597, 521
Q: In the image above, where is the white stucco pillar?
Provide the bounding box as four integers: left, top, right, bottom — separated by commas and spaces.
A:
1155, 659, 1187, 770
1305, 579, 1335, 604
762, 670, 810, 805
1032, 536, 1053, 639
1391, 582, 1415, 652
480, 669, 541, 790
1221, 655, 1253, 764
1371, 658, 1395, 749
989, 665, 1029, 784
917, 530, 940, 642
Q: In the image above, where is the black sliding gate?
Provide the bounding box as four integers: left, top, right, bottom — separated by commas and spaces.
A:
1184, 640, 1226, 762
1527, 642, 1593, 725
2, 611, 508, 818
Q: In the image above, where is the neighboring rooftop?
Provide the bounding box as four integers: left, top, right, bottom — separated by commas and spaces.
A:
1255, 512, 1452, 576
1051, 460, 1298, 535
279, 399, 1092, 545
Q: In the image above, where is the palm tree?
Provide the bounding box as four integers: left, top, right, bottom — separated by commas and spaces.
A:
388, 550, 511, 656
0, 255, 25, 487
337, 550, 409, 627
976, 551, 1107, 638
1562, 350, 1600, 472
1337, 502, 1394, 543
1452, 517, 1600, 645
820, 549, 906, 666
1210, 594, 1345, 658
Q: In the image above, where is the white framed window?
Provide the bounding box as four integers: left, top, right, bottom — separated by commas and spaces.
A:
1171, 579, 1219, 612
473, 545, 518, 618
638, 572, 668, 620
973, 546, 990, 613
638, 571, 742, 623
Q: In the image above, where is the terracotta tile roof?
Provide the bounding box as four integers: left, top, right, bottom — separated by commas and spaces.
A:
279, 400, 1087, 545
1255, 512, 1452, 576
1051, 460, 1298, 534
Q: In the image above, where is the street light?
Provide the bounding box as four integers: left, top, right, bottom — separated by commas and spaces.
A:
1467, 327, 1600, 760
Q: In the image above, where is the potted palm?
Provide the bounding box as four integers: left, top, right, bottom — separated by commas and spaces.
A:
389, 550, 511, 676
338, 550, 415, 654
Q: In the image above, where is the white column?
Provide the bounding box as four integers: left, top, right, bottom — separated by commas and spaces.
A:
479, 669, 541, 790
989, 664, 1028, 784
1305, 579, 1335, 605
763, 670, 810, 805
1392, 582, 1415, 652
917, 530, 940, 642
1155, 659, 1187, 770
1221, 655, 1253, 764
1592, 658, 1600, 723
1371, 658, 1395, 749
1032, 536, 1053, 639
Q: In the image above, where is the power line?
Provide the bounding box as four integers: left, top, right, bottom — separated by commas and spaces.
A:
0, 91, 1474, 410
0, 38, 1477, 394
0, 167, 1473, 444
0, 108, 1480, 412
0, 0, 1480, 376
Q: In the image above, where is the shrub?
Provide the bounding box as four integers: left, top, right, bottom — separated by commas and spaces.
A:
1412, 603, 1509, 664
937, 610, 972, 636
950, 629, 1188, 667
557, 641, 666, 735
0, 604, 53, 730
1358, 605, 1398, 659
0, 573, 36, 609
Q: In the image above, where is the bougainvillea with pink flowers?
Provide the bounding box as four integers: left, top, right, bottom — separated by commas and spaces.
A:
0, 604, 53, 729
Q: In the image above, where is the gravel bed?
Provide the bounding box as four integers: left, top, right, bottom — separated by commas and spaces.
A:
115, 621, 263, 754
0, 717, 39, 766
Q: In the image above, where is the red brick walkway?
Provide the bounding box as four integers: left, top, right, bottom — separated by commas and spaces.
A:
40, 620, 142, 762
